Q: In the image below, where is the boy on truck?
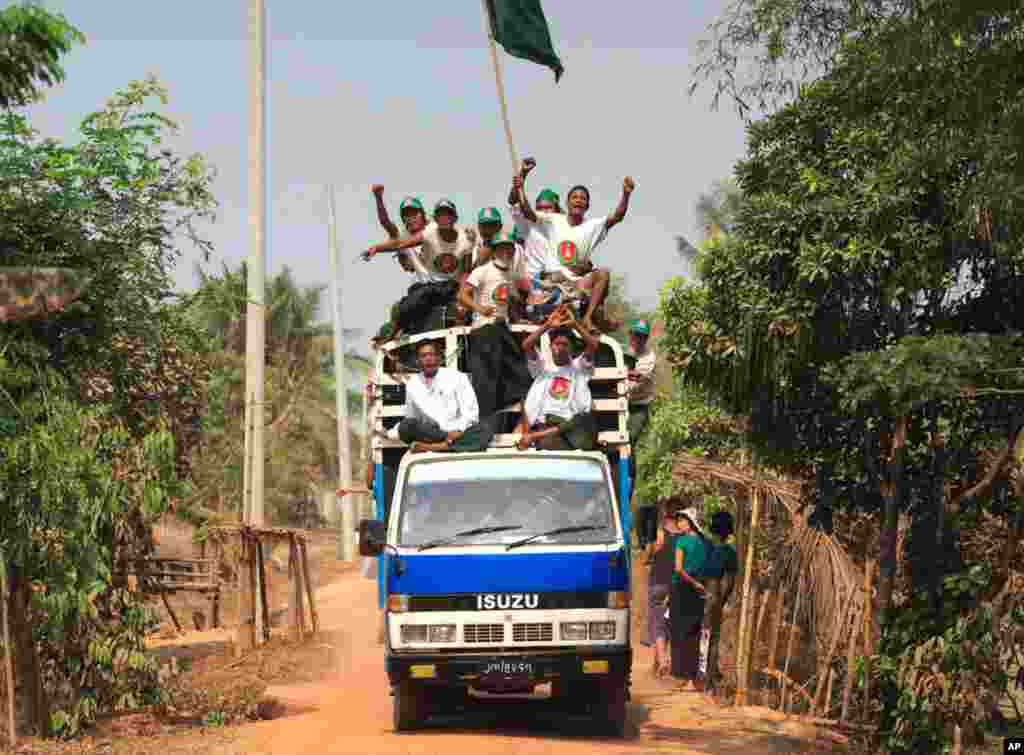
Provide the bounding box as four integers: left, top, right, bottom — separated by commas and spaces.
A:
458, 230, 534, 420
516, 307, 601, 451
363, 199, 477, 338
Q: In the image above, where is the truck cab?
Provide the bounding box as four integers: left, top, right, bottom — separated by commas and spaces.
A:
359, 324, 634, 735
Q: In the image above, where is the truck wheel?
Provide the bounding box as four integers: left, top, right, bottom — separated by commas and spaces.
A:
600, 682, 628, 738
392, 683, 425, 731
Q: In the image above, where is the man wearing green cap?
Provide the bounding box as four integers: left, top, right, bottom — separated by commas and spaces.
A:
458, 230, 534, 419
514, 160, 636, 334
626, 318, 658, 484
473, 205, 504, 268
364, 198, 476, 335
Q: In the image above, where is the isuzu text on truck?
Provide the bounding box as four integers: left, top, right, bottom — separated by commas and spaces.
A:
359, 324, 635, 735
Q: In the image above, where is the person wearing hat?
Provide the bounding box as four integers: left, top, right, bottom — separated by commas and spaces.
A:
670, 506, 711, 688
369, 189, 433, 343
700, 510, 738, 694
458, 230, 534, 420
513, 159, 634, 334
516, 306, 601, 451
472, 206, 504, 268
626, 317, 657, 469
364, 198, 476, 335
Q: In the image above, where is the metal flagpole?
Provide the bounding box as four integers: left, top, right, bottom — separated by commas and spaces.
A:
245, 0, 267, 643
328, 186, 355, 562
481, 0, 520, 174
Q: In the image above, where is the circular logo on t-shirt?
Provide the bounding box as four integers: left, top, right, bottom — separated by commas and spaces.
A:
434, 252, 458, 274
558, 241, 578, 266
549, 376, 571, 400
492, 284, 509, 305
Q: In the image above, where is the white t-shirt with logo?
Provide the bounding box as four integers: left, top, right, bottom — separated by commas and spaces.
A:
523, 355, 594, 426
466, 261, 516, 324
411, 222, 475, 283
535, 212, 609, 279
511, 205, 554, 278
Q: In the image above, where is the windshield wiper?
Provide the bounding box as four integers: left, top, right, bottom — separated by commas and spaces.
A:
505, 526, 603, 551
416, 525, 523, 552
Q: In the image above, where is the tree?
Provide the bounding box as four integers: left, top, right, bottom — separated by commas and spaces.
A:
0, 4, 83, 109
0, 76, 216, 736
665, 26, 1024, 750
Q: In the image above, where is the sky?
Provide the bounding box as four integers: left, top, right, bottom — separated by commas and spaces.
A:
20, 1, 749, 343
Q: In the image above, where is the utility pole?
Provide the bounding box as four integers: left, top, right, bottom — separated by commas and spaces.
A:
328, 186, 355, 562
242, 0, 267, 647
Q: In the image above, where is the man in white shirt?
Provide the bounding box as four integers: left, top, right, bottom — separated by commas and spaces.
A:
364, 199, 476, 336
514, 160, 635, 334
626, 318, 657, 444
458, 231, 534, 421
383, 340, 495, 452
516, 307, 600, 451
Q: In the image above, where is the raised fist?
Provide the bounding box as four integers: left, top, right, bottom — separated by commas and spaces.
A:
521, 157, 536, 176
623, 176, 635, 194
371, 184, 384, 195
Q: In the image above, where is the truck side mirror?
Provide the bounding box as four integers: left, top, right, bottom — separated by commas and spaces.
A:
358, 519, 386, 557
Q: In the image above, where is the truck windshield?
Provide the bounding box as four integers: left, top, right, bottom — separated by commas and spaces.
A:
396, 457, 617, 549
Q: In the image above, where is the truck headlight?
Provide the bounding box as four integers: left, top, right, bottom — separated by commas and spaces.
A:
560, 622, 588, 641
589, 621, 616, 640
400, 625, 427, 643
428, 624, 457, 643
388, 594, 410, 613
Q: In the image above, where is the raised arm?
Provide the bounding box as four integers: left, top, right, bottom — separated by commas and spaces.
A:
371, 184, 400, 239
604, 176, 635, 231
521, 306, 566, 356
508, 157, 536, 206
569, 316, 600, 358
362, 232, 424, 260
514, 173, 538, 224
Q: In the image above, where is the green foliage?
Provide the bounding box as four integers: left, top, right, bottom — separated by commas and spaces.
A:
0, 380, 178, 737
634, 375, 743, 506
0, 3, 84, 109
0, 76, 217, 736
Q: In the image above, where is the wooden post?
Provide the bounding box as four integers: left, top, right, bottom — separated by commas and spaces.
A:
1, 556, 17, 747
160, 593, 183, 635
767, 580, 786, 705
862, 559, 875, 722
255, 537, 271, 642
735, 483, 762, 707
288, 536, 305, 639
840, 596, 864, 722
745, 588, 760, 702
300, 541, 319, 634
781, 568, 806, 713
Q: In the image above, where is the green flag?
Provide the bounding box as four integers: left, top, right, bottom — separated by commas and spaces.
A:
486, 0, 564, 82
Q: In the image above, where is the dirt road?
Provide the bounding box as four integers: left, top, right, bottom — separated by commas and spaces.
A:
194, 569, 833, 755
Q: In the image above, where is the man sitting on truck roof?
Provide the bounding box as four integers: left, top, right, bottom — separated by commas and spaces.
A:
363, 198, 477, 338
458, 230, 534, 422
513, 159, 634, 334
515, 307, 600, 451
369, 189, 430, 343
381, 340, 496, 452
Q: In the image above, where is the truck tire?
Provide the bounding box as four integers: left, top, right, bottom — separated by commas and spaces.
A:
600, 682, 628, 738
392, 683, 425, 731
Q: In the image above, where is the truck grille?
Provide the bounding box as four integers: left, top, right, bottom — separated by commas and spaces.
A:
463, 623, 504, 644
512, 622, 553, 642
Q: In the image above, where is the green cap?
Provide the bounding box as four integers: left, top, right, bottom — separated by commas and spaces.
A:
490, 230, 517, 247
536, 188, 559, 205
434, 198, 457, 215
630, 319, 651, 336
477, 206, 502, 225
399, 196, 424, 213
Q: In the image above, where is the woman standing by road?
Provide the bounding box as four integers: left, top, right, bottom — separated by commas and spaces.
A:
700, 511, 738, 694
670, 507, 710, 689
643, 505, 680, 677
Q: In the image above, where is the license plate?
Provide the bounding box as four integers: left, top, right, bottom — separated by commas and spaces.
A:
480, 660, 534, 677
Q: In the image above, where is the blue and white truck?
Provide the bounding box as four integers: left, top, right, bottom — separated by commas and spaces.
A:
358, 323, 634, 735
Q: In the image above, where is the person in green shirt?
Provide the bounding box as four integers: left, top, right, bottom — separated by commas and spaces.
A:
670, 507, 709, 688
701, 511, 738, 694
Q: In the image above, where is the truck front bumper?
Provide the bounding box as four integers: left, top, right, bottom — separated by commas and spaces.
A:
386, 646, 631, 690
